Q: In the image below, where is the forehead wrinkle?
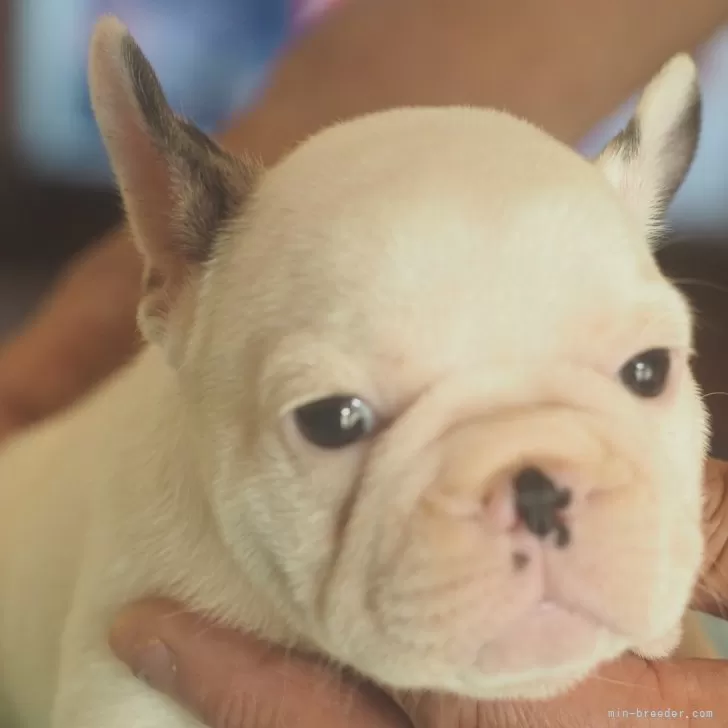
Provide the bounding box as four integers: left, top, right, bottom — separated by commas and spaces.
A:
567, 278, 693, 376
601, 281, 693, 351
250, 246, 665, 405
250, 268, 690, 432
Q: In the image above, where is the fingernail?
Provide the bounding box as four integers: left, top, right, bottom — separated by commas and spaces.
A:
131, 639, 178, 694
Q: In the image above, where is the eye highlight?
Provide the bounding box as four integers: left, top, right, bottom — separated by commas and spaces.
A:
293, 395, 376, 449
619, 348, 671, 398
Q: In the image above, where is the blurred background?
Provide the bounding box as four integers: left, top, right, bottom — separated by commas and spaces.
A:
0, 1, 726, 340
0, 0, 318, 336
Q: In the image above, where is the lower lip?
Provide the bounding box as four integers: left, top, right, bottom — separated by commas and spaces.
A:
478, 601, 608, 673
536, 600, 559, 612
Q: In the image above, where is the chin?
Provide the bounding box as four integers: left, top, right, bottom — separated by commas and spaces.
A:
363, 650, 618, 703
631, 620, 684, 660
471, 669, 595, 701
348, 610, 635, 702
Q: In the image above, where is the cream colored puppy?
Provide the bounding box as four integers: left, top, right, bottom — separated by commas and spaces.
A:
0, 15, 713, 728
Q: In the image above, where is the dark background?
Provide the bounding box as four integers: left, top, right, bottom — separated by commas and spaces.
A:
0, 0, 120, 333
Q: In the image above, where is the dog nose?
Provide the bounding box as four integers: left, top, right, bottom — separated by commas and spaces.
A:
513, 467, 572, 546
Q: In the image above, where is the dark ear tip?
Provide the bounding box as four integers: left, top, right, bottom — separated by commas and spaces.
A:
106, 22, 174, 141
685, 78, 702, 143
678, 57, 702, 135
90, 17, 155, 96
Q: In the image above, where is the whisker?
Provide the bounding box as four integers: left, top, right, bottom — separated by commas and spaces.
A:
668, 276, 728, 297
701, 391, 728, 401
591, 674, 644, 689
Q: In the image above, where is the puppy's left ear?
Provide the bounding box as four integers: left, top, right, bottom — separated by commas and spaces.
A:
88, 16, 257, 352
595, 54, 701, 241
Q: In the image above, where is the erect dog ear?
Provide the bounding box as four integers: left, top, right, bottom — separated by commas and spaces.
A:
88, 16, 258, 349
595, 54, 701, 243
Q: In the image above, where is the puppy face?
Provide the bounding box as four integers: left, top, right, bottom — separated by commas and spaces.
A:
90, 18, 706, 700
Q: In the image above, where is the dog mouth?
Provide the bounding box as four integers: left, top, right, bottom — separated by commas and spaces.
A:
459, 599, 628, 699
345, 597, 627, 700
479, 599, 616, 671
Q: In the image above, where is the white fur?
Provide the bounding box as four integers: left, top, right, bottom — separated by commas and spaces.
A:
0, 21, 709, 727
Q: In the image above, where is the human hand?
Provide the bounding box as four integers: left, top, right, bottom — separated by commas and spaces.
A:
110, 597, 728, 728
0, 234, 142, 441
694, 458, 728, 618
393, 656, 727, 727
109, 600, 411, 728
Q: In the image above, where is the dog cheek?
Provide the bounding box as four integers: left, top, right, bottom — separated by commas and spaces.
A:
644, 389, 707, 638
221, 441, 369, 632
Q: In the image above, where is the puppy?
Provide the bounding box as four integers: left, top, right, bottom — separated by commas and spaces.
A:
0, 15, 713, 727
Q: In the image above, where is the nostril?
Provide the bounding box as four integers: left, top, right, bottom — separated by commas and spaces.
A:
513, 467, 572, 546
514, 467, 568, 504
514, 467, 554, 493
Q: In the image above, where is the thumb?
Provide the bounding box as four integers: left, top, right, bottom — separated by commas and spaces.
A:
648, 656, 728, 720
694, 458, 728, 617
109, 598, 411, 728
392, 655, 728, 728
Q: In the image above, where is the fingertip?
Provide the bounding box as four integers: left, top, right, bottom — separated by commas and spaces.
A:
108, 597, 183, 656
108, 598, 187, 695
106, 599, 413, 728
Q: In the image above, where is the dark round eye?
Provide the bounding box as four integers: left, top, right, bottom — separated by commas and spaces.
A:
619, 348, 671, 398
294, 395, 376, 449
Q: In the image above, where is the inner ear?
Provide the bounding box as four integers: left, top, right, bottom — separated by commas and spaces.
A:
88, 16, 259, 350
595, 54, 701, 240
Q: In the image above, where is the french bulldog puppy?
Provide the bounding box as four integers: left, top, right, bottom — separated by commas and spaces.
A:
0, 15, 713, 728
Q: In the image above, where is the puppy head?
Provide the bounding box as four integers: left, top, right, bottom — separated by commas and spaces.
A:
90, 18, 706, 700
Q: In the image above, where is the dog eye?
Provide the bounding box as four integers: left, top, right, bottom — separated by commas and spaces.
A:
619, 348, 671, 398
294, 395, 376, 449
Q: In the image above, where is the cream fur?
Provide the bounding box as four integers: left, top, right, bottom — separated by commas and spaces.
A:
0, 18, 712, 728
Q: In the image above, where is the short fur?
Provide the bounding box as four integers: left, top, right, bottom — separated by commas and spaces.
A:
0, 17, 712, 727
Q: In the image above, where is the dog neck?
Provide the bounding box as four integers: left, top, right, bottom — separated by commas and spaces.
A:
60, 346, 300, 642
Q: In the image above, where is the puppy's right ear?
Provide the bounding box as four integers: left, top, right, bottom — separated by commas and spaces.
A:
595, 54, 701, 243
88, 16, 257, 349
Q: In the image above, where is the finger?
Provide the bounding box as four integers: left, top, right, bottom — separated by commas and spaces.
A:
394, 655, 728, 728
694, 458, 728, 616
109, 598, 411, 728
650, 656, 728, 719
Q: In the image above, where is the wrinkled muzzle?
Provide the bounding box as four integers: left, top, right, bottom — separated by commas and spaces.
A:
319, 373, 705, 698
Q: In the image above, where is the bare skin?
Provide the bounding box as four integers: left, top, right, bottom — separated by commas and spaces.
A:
2, 1, 728, 726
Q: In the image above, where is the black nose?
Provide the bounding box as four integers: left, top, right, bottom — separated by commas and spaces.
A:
513, 467, 572, 546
